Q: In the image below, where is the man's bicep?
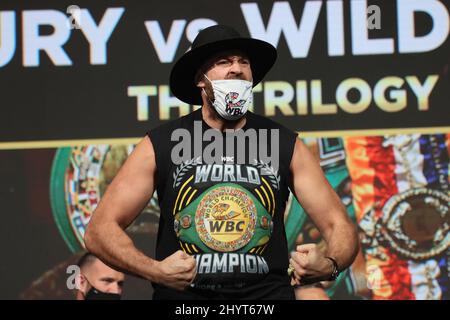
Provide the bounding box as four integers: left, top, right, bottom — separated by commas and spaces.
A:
91, 135, 157, 228
289, 139, 345, 231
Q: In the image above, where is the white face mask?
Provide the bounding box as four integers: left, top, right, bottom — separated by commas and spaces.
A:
203, 74, 253, 121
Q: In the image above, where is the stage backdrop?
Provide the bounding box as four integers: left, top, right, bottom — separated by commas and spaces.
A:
0, 0, 449, 299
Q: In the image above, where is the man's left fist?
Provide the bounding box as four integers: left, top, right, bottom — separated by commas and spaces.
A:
289, 243, 334, 286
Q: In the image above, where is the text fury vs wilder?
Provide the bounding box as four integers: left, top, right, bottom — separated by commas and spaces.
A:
0, 1, 448, 67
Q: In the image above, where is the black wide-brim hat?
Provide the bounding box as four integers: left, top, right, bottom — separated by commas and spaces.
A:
170, 25, 277, 106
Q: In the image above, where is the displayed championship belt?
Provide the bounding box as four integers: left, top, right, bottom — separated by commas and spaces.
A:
346, 134, 450, 300
50, 145, 159, 252
381, 187, 449, 260
174, 183, 273, 254
379, 135, 449, 261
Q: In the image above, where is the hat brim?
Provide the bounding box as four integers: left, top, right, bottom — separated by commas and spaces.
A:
170, 38, 277, 106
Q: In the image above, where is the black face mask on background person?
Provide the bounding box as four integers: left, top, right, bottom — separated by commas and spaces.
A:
83, 278, 122, 300
85, 286, 121, 300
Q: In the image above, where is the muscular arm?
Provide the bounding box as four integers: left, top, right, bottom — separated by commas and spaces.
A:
289, 138, 359, 276
84, 136, 158, 280
84, 136, 196, 290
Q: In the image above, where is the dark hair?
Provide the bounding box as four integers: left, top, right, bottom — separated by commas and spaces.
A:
77, 252, 98, 271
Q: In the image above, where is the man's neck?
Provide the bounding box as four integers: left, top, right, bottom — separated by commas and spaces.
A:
201, 103, 247, 132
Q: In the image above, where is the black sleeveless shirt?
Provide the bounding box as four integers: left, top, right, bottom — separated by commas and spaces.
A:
147, 108, 297, 299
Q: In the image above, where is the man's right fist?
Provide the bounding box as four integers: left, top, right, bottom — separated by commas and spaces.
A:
154, 250, 197, 291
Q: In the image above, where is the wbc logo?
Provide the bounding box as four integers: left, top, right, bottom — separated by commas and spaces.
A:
225, 92, 246, 116
195, 185, 257, 252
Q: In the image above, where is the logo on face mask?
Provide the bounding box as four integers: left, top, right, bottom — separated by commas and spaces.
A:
225, 92, 246, 116
203, 74, 253, 121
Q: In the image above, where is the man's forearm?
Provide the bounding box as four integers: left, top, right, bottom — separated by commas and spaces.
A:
84, 220, 159, 282
323, 220, 359, 271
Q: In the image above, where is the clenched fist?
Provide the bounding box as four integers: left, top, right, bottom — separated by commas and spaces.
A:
289, 244, 334, 286
154, 250, 197, 291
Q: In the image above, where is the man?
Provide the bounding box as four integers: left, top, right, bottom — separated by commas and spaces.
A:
75, 252, 124, 300
84, 25, 358, 299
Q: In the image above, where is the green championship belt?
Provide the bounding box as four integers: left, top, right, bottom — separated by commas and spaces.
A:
174, 183, 273, 253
